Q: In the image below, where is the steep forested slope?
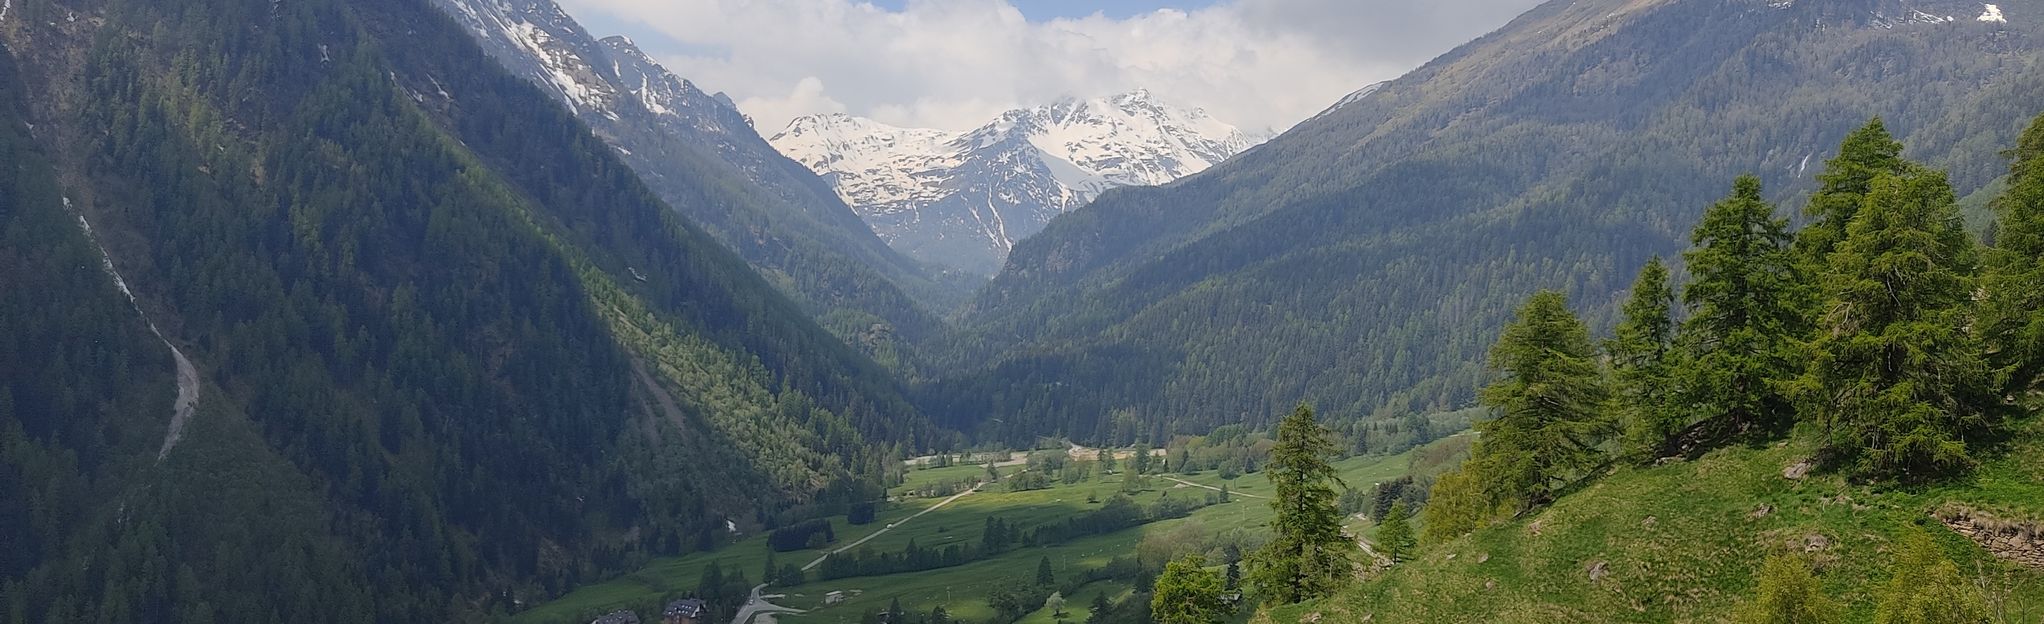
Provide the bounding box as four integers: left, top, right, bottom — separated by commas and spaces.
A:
0, 0, 939, 620
433, 0, 969, 376
939, 0, 2044, 443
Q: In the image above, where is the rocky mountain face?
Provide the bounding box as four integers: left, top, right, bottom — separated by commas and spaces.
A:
929, 0, 2044, 441
433, 0, 964, 372
771, 91, 1264, 275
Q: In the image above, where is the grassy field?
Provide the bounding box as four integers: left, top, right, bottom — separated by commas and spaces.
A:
1261, 419, 2044, 624
512, 440, 1453, 624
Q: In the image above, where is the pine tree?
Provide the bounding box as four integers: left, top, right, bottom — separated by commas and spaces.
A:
1088, 592, 1112, 623
1798, 118, 1908, 264
1036, 556, 1056, 586
1375, 501, 1415, 563
1151, 555, 1226, 624
1609, 257, 1680, 462
1874, 528, 1989, 624
1735, 553, 1841, 624
1678, 175, 1808, 444
1982, 112, 2044, 396
1474, 291, 1613, 508
1792, 168, 1999, 479
1246, 404, 1358, 604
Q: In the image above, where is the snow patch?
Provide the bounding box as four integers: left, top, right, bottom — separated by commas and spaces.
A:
1980, 4, 2006, 22
2, 0, 12, 23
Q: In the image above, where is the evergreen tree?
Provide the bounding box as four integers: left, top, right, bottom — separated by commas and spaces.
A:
1679, 175, 1808, 444
1874, 529, 1989, 624
1473, 291, 1613, 508
1735, 554, 1842, 624
1982, 113, 2044, 396
1151, 555, 1226, 624
1133, 443, 1153, 475
1099, 449, 1117, 474
1609, 257, 1680, 462
763, 550, 778, 587
1798, 118, 1908, 263
888, 597, 904, 624
1246, 404, 1358, 604
1793, 168, 1999, 479
1375, 501, 1415, 563
1088, 592, 1112, 623
1037, 556, 1056, 586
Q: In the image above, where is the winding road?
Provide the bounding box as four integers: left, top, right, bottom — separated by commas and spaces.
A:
730, 584, 802, 624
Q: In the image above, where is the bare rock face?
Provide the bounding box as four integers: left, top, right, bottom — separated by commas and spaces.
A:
1587, 560, 1610, 581
1938, 506, 2044, 570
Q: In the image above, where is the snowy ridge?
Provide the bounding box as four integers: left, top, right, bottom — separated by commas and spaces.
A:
770, 90, 1262, 272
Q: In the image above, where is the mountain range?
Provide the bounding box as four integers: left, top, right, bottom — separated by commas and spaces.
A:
771, 92, 1264, 275
931, 0, 2044, 443
432, 0, 970, 374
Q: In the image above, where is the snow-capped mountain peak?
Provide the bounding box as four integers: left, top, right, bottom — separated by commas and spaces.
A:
769, 91, 1263, 274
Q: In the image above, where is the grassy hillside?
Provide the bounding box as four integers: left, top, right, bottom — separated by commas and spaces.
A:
1262, 418, 2044, 623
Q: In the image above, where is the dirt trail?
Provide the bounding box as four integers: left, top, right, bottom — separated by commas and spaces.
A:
67, 198, 200, 461
1160, 475, 1268, 499
802, 483, 982, 571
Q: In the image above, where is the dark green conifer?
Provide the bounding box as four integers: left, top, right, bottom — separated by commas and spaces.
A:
1608, 257, 1679, 462
1982, 113, 2044, 396
1246, 404, 1357, 604
1475, 291, 1613, 507
1678, 176, 1808, 443
1792, 168, 1999, 479
1798, 118, 1908, 263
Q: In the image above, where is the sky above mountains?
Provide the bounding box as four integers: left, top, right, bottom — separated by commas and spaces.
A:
557, 0, 1545, 133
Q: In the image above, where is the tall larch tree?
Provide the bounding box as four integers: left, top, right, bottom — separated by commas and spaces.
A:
1474, 291, 1613, 508
1247, 404, 1358, 604
1797, 118, 1908, 264
1792, 168, 2000, 479
1982, 113, 2044, 397
1678, 175, 1808, 445
1608, 257, 1680, 462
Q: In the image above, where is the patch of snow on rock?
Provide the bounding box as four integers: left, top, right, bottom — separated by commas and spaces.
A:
1980, 3, 2007, 22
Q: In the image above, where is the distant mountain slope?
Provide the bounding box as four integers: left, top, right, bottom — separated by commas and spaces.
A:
0, 0, 939, 620
432, 0, 968, 373
771, 91, 1263, 275
938, 0, 2044, 442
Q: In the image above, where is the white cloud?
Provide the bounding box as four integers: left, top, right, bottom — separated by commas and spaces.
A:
557, 0, 1544, 133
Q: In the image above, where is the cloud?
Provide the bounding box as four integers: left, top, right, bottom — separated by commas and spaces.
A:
556, 0, 1546, 133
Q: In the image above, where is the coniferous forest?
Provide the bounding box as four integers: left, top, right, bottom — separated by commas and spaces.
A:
4, 0, 2044, 622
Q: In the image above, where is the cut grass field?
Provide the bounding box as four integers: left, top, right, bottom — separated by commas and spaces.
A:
1262, 419, 2044, 624
512, 440, 1455, 624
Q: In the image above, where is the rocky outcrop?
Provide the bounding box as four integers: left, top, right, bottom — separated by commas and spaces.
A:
1936, 506, 2044, 570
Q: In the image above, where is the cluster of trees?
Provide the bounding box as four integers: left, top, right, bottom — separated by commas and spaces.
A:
815, 539, 968, 581
768, 519, 838, 552
1425, 116, 2044, 542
